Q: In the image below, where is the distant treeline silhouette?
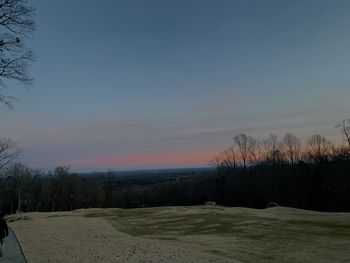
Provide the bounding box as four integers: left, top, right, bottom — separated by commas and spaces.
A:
210, 119, 350, 211
0, 119, 350, 213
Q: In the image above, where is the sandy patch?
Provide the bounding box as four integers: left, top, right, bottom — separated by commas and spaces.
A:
9, 212, 237, 263
9, 206, 350, 263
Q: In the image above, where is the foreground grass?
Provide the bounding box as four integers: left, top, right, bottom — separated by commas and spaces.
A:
80, 206, 350, 263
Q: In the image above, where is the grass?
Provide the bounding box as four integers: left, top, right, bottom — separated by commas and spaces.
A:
81, 206, 350, 263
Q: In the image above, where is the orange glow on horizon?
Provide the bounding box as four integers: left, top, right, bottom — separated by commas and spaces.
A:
71, 149, 221, 168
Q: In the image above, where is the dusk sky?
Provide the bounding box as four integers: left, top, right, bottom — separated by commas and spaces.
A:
1, 0, 350, 171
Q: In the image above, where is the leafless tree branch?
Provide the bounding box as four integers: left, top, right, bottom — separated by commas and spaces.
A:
0, 137, 20, 172
0, 0, 35, 108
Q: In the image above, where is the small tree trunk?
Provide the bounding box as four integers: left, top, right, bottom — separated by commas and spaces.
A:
17, 190, 21, 213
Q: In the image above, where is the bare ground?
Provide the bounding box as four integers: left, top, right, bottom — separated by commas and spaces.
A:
8, 206, 350, 263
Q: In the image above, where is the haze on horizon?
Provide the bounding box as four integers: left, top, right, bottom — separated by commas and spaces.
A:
1, 0, 350, 172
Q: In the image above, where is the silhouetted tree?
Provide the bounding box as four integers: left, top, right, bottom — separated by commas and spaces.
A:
233, 133, 255, 168
262, 134, 284, 164
0, 162, 39, 213
307, 134, 332, 163
0, 0, 35, 107
50, 166, 71, 211
336, 119, 350, 149
212, 146, 237, 173
9, 163, 25, 212
331, 144, 350, 162
282, 133, 302, 164
247, 137, 262, 164
0, 138, 19, 172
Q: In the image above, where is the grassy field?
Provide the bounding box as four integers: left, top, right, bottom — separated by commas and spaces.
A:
78, 206, 350, 263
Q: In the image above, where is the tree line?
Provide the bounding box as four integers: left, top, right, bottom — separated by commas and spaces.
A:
211, 119, 350, 211
0, 165, 104, 213
213, 119, 350, 171
0, 119, 350, 213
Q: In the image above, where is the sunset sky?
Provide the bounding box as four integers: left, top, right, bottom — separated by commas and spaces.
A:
1, 0, 350, 171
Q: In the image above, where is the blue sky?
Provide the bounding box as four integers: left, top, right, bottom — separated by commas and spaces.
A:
1, 0, 350, 171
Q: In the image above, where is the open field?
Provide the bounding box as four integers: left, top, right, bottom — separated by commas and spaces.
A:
8, 206, 350, 263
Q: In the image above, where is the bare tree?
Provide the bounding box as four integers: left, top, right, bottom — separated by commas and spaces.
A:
307, 134, 332, 163
262, 134, 284, 164
221, 147, 237, 169
282, 133, 302, 164
0, 0, 35, 107
212, 146, 237, 172
336, 119, 350, 149
233, 133, 256, 168
262, 134, 277, 158
0, 138, 20, 172
5, 162, 30, 213
247, 137, 262, 164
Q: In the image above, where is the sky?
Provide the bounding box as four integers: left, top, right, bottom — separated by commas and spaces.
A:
1, 0, 350, 171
